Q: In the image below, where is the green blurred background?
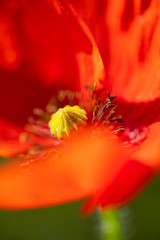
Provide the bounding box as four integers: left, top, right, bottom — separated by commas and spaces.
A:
0, 156, 160, 240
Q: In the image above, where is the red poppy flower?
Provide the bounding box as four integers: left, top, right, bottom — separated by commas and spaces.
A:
0, 0, 159, 212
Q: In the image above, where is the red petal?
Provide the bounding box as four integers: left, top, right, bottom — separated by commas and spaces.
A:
83, 160, 154, 213
133, 122, 160, 169
0, 0, 104, 125
84, 122, 160, 212
0, 118, 30, 157
99, 160, 154, 208
106, 0, 160, 102
115, 98, 160, 129
0, 128, 126, 209
0, 140, 30, 158
71, 0, 160, 102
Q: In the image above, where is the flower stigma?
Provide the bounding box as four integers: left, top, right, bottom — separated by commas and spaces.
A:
49, 105, 88, 138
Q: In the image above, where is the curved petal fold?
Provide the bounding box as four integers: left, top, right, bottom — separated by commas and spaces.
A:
83, 160, 154, 213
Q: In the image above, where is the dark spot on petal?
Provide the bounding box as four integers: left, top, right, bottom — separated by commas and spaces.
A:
121, 0, 134, 31
140, 0, 151, 15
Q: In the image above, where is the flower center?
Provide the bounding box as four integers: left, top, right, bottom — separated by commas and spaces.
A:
49, 105, 87, 138
20, 85, 125, 155
48, 85, 125, 139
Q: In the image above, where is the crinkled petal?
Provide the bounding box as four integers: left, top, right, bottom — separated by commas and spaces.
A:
105, 0, 160, 102
0, 128, 126, 209
71, 0, 160, 102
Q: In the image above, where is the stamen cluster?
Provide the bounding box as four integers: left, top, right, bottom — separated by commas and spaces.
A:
20, 85, 125, 153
